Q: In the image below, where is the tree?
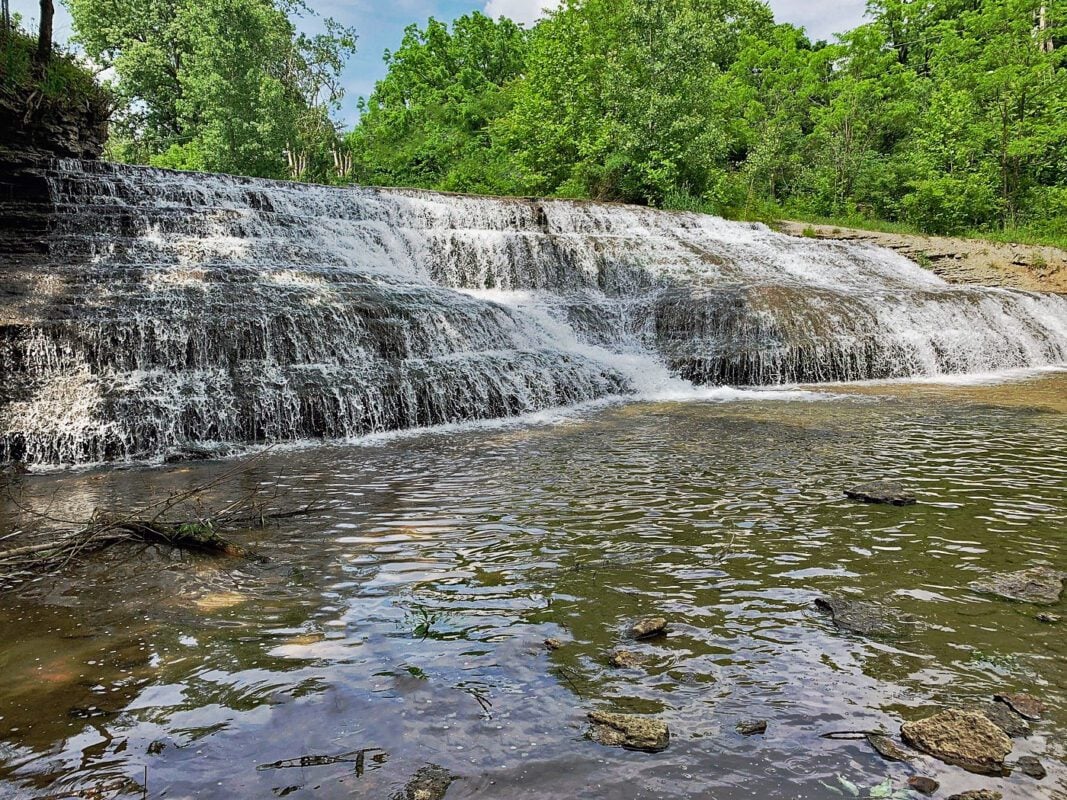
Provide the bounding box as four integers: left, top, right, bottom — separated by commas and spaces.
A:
347, 13, 528, 192
68, 0, 356, 181
35, 0, 52, 64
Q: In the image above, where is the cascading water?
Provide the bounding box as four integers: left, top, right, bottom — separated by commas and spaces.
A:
1, 157, 1066, 467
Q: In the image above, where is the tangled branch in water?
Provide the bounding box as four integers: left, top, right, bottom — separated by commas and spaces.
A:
0, 452, 334, 589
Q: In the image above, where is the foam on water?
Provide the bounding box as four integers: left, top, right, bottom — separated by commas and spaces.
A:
1, 159, 1066, 466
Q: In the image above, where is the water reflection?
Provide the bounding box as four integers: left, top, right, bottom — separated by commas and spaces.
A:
1, 374, 1065, 798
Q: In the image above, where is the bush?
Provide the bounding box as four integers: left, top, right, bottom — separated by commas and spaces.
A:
1, 26, 103, 103
901, 174, 999, 235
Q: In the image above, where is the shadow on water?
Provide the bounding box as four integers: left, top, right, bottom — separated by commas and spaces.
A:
0, 373, 1065, 798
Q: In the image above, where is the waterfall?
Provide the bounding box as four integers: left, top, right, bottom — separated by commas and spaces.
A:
2, 158, 1065, 467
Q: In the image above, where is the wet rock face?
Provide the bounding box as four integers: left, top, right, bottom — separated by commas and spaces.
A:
3, 159, 1067, 467
969, 566, 1064, 605
0, 87, 109, 161
900, 710, 1012, 774
946, 791, 1001, 800
587, 711, 670, 753
814, 596, 907, 637
844, 481, 917, 505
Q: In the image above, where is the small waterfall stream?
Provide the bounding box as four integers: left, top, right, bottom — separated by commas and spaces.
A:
2, 159, 1066, 466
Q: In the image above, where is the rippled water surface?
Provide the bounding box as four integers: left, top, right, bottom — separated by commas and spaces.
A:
1, 373, 1065, 799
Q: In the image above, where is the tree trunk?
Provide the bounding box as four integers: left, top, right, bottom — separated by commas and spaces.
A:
2, 0, 11, 37
35, 0, 54, 65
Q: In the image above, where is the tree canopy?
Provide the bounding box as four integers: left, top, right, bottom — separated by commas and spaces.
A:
68, 0, 357, 181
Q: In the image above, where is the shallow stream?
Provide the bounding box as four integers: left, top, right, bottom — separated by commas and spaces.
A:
1, 372, 1065, 799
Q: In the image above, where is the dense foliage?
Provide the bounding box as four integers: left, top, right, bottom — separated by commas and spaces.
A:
67, 0, 357, 181
1, 16, 102, 103
350, 1, 1066, 239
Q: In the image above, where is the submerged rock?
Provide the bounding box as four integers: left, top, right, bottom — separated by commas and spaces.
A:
396, 764, 454, 800
992, 692, 1046, 721
814, 596, 907, 637
627, 617, 668, 640
1015, 755, 1046, 780
609, 649, 646, 669
972, 702, 1030, 738
969, 566, 1064, 605
865, 733, 911, 762
587, 711, 670, 752
736, 719, 768, 736
900, 710, 1012, 774
907, 776, 940, 795
844, 481, 916, 505
1035, 612, 1061, 624
946, 791, 1001, 800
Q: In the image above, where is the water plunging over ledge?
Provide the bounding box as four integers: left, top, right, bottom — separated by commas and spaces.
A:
2, 159, 1066, 466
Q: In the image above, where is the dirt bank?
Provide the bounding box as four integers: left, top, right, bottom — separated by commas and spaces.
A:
778, 221, 1067, 293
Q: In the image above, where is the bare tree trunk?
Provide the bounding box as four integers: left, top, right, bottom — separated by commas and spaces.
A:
1039, 5, 1054, 52
2, 0, 11, 37
35, 0, 54, 65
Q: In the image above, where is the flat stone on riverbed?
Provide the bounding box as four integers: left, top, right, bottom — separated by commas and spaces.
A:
908, 776, 939, 795
398, 764, 454, 800
609, 649, 646, 669
993, 692, 1046, 721
844, 481, 916, 505
946, 791, 1001, 800
969, 566, 1064, 605
814, 596, 906, 637
1015, 755, 1047, 779
972, 702, 1030, 738
866, 733, 911, 762
901, 710, 1012, 774
587, 711, 669, 752
736, 719, 767, 736
628, 617, 668, 640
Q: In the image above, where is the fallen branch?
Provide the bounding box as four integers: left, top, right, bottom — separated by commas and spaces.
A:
0, 453, 334, 587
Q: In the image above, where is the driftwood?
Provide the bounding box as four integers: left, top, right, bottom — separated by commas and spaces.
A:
0, 453, 332, 587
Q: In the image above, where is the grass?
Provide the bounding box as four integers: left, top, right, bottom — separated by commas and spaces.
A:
1, 26, 106, 104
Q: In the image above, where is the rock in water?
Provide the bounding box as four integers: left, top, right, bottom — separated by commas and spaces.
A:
946, 791, 1001, 800
907, 776, 940, 796
1015, 755, 1046, 780
969, 566, 1064, 605
627, 617, 668, 640
736, 719, 768, 736
609, 650, 646, 669
844, 481, 917, 505
900, 710, 1012, 774
865, 733, 911, 762
992, 692, 1046, 721
972, 702, 1030, 738
587, 711, 670, 752
814, 596, 906, 637
544, 638, 564, 651
396, 765, 454, 800
1035, 612, 1061, 624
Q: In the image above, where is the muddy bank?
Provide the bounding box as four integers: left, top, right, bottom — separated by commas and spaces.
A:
779, 221, 1067, 293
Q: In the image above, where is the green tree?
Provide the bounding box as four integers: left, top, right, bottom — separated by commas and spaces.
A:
347, 12, 528, 193
68, 0, 356, 180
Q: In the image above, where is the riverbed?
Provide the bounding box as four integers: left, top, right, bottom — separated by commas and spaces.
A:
1, 372, 1065, 799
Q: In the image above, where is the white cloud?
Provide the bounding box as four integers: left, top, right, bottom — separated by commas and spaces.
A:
483, 0, 561, 26
766, 0, 868, 41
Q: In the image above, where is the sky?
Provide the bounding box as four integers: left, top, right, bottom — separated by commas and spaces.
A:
11, 0, 868, 125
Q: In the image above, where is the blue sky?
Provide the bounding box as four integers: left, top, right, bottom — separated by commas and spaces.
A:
12, 0, 868, 126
